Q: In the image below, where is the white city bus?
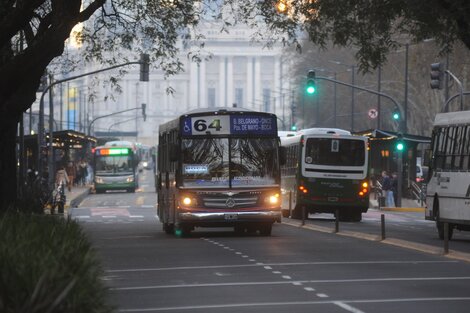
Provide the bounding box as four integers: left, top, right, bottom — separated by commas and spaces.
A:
425, 110, 470, 240
280, 128, 370, 221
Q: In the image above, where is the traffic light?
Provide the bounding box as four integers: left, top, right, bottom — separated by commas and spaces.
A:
306, 70, 316, 94
392, 106, 401, 121
141, 103, 147, 121
291, 124, 297, 131
430, 62, 444, 89
140, 53, 149, 82
396, 134, 405, 151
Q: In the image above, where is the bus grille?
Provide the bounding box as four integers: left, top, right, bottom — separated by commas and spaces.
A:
202, 194, 259, 209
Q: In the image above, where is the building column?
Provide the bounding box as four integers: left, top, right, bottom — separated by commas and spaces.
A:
227, 56, 234, 107
254, 57, 261, 111
218, 56, 226, 107
246, 57, 254, 109
199, 60, 206, 108
190, 60, 198, 108
274, 56, 281, 114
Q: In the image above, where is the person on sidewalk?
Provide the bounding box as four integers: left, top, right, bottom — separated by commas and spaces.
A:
381, 170, 395, 207
391, 172, 398, 206
55, 166, 69, 187
65, 161, 76, 192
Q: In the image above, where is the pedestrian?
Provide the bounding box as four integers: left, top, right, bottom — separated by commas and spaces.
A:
55, 166, 69, 188
65, 161, 76, 192
391, 172, 398, 206
381, 170, 395, 207
79, 159, 88, 185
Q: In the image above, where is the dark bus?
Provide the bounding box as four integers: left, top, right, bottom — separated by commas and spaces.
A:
157, 108, 283, 236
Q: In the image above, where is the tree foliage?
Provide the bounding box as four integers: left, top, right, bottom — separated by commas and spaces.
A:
0, 0, 470, 209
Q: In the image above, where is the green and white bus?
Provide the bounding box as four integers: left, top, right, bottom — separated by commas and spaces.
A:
93, 141, 139, 193
157, 107, 283, 236
281, 128, 369, 221
425, 110, 470, 240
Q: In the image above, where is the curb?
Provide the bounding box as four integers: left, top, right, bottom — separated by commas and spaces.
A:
380, 207, 425, 213
66, 187, 91, 209
281, 219, 470, 264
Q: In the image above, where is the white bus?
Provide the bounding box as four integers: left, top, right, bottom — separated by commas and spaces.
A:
281, 128, 370, 221
425, 110, 470, 240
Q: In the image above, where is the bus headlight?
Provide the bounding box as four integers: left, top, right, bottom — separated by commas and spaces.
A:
264, 193, 280, 205
95, 177, 104, 184
180, 196, 197, 206
126, 176, 134, 182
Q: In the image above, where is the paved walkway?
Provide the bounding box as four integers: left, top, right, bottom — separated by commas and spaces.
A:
65, 185, 91, 210
369, 197, 425, 212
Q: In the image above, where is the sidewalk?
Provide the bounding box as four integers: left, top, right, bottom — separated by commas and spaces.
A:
65, 185, 91, 210
369, 197, 425, 212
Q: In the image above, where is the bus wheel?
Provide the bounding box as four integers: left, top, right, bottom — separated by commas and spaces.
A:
437, 222, 454, 240
128, 188, 136, 193
175, 225, 192, 237
351, 211, 362, 222
259, 223, 272, 236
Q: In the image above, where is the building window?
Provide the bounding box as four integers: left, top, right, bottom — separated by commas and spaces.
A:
235, 88, 243, 107
263, 88, 271, 112
208, 88, 216, 108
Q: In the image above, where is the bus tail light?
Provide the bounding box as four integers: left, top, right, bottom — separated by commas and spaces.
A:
359, 181, 369, 197
299, 186, 308, 194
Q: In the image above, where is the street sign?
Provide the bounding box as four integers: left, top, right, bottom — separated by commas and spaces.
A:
368, 108, 378, 119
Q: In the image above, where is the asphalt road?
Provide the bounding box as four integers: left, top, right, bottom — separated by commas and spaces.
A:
70, 171, 470, 312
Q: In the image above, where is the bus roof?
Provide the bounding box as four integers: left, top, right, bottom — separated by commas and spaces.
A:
104, 140, 135, 147
280, 127, 366, 146
297, 128, 352, 136
434, 110, 470, 126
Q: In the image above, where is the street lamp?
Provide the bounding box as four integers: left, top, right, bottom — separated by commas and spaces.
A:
328, 60, 356, 131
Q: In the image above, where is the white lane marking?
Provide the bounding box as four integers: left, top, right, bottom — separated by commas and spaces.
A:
272, 271, 281, 274
242, 255, 249, 258
105, 261, 457, 273
235, 252, 242, 255
102, 216, 117, 218
75, 215, 90, 219
317, 293, 329, 298
304, 287, 315, 291
117, 206, 131, 208
249, 259, 256, 262
293, 282, 303, 286
117, 297, 470, 312
264, 266, 272, 270
282, 275, 292, 280
141, 205, 154, 208
129, 215, 144, 218
334, 301, 366, 313
111, 276, 470, 290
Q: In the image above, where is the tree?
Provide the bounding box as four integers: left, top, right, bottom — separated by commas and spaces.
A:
1, 0, 470, 210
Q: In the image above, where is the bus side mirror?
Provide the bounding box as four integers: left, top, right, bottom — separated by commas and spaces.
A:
279, 146, 287, 166
170, 144, 178, 162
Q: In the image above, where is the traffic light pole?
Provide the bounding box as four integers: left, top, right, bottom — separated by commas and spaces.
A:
316, 75, 405, 207
87, 106, 145, 136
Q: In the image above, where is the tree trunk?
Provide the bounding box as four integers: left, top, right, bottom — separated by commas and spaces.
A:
0, 116, 19, 211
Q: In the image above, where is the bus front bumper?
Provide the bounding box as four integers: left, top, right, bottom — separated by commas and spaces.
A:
178, 210, 282, 224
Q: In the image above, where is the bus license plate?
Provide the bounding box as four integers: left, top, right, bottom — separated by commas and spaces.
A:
328, 197, 339, 202
224, 213, 238, 220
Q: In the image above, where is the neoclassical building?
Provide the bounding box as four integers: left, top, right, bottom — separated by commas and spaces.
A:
30, 20, 292, 146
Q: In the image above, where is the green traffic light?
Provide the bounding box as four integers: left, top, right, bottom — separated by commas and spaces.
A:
393, 112, 400, 120
396, 142, 404, 151
291, 125, 297, 131
306, 85, 315, 94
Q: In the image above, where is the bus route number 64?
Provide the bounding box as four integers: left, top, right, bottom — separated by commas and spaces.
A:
194, 119, 222, 132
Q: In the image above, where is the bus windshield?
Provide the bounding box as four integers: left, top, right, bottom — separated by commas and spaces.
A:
305, 138, 365, 166
95, 155, 134, 175
182, 137, 279, 187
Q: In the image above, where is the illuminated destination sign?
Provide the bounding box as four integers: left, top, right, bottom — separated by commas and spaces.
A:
96, 148, 130, 156
182, 114, 277, 136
